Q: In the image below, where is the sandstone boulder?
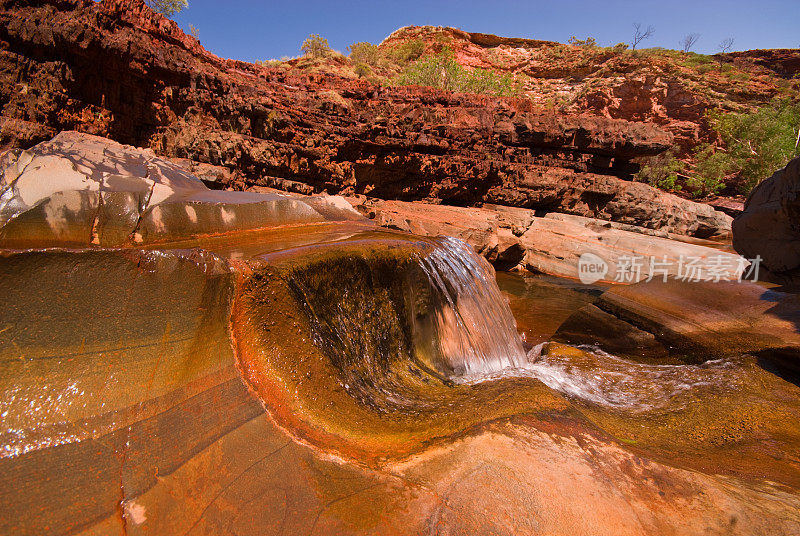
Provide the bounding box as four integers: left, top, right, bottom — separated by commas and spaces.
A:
0, 132, 365, 248
733, 156, 800, 281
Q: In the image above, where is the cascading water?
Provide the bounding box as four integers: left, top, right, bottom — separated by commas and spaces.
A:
412, 237, 742, 412
288, 234, 736, 415
414, 236, 528, 376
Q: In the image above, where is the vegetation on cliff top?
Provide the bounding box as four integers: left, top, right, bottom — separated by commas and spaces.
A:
259, 26, 800, 197
395, 48, 523, 97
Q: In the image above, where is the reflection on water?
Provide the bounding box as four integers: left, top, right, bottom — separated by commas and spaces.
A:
496, 271, 603, 346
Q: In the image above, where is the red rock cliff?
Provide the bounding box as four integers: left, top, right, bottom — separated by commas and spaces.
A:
0, 0, 731, 236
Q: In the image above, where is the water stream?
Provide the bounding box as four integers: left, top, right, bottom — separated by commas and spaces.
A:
415, 236, 528, 375
414, 237, 745, 413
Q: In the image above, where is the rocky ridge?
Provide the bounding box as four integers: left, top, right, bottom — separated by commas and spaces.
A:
0, 0, 731, 236
381, 26, 800, 153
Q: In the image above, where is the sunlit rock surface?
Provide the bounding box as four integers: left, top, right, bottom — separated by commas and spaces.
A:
351, 197, 742, 282
0, 132, 364, 248
734, 155, 800, 283
2, 133, 800, 535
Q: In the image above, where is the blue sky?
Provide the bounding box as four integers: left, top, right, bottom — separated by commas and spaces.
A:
171, 1, 800, 62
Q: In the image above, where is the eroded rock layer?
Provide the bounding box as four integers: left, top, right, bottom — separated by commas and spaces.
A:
0, 0, 731, 236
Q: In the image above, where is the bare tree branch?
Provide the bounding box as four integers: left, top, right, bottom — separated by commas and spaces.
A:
718, 37, 735, 54
631, 23, 655, 50
680, 33, 700, 53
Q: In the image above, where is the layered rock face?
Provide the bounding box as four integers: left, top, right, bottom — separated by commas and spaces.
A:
0, 0, 731, 236
720, 49, 800, 79
382, 26, 799, 152
733, 156, 800, 281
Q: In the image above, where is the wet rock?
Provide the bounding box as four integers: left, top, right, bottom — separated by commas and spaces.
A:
733, 155, 800, 281
555, 279, 800, 363
350, 197, 742, 283
552, 304, 670, 361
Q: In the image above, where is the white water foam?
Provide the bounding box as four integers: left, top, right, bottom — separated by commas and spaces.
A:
457, 343, 740, 412
418, 236, 740, 412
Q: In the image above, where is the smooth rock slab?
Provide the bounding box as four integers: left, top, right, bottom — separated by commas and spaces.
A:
0, 132, 365, 248
555, 279, 800, 363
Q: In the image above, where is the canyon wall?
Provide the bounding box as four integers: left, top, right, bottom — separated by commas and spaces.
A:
0, 0, 731, 235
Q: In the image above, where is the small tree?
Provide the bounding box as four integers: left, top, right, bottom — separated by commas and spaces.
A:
716, 37, 735, 71
348, 42, 380, 66
301, 34, 331, 59
146, 0, 187, 17
630, 23, 655, 51
680, 33, 700, 53
188, 24, 199, 39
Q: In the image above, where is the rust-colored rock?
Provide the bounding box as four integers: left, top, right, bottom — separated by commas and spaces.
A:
0, 0, 735, 236
733, 155, 800, 281
2, 130, 800, 535
382, 26, 798, 154
718, 48, 800, 78
350, 197, 740, 280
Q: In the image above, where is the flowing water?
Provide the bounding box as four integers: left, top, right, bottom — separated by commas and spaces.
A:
460, 343, 743, 412
247, 232, 800, 484
411, 237, 756, 413
414, 236, 528, 375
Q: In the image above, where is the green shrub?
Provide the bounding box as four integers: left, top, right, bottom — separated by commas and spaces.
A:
146, 0, 187, 17
681, 52, 714, 67
301, 34, 331, 59
354, 63, 371, 78
696, 63, 715, 74
348, 42, 380, 66
391, 39, 426, 63
606, 42, 629, 55
694, 99, 800, 194
688, 144, 728, 197
568, 36, 597, 48
635, 151, 684, 191
396, 48, 522, 97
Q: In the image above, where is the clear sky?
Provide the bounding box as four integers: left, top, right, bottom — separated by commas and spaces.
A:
171, 0, 800, 63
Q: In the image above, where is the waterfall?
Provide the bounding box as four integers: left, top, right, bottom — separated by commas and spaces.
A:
415, 236, 528, 376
